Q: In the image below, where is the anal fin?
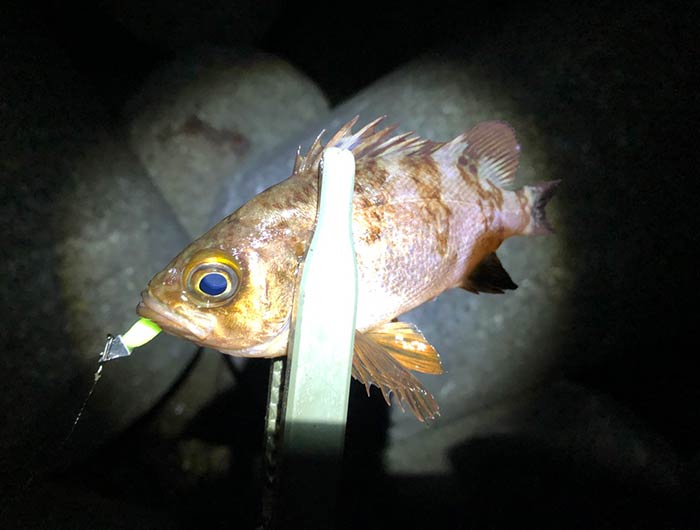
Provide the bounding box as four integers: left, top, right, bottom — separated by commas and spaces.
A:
461, 252, 518, 294
353, 331, 440, 423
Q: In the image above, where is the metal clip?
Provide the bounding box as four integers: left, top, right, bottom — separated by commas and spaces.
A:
100, 333, 132, 362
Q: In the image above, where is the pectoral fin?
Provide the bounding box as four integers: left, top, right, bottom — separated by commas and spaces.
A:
461, 252, 518, 294
353, 331, 440, 423
365, 321, 443, 374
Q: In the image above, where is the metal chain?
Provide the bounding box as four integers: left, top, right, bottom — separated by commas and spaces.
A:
258, 357, 285, 529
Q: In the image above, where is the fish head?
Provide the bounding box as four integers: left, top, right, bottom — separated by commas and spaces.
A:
137, 215, 305, 357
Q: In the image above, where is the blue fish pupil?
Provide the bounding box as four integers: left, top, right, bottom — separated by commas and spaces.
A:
199, 272, 228, 296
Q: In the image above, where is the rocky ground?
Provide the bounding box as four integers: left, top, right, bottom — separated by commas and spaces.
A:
1, 1, 697, 528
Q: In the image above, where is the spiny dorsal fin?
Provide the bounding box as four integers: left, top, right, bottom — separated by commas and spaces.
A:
457, 121, 521, 189
293, 128, 326, 175
461, 252, 518, 294
292, 116, 443, 176
292, 145, 303, 174
365, 321, 443, 375
353, 330, 440, 423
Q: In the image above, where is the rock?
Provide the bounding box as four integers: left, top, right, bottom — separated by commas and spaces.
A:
127, 49, 329, 236
0, 17, 198, 502
53, 135, 201, 454
152, 349, 235, 439
445, 382, 683, 529
387, 381, 680, 484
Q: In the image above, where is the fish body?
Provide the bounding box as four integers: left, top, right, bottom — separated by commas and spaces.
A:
138, 117, 559, 421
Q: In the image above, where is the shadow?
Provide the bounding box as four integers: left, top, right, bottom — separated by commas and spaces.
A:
448, 434, 689, 530
264, 387, 389, 529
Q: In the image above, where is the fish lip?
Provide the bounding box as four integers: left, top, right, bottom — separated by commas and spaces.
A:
137, 291, 210, 340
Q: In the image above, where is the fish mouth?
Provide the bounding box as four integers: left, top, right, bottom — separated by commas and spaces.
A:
137, 291, 213, 341
137, 290, 290, 357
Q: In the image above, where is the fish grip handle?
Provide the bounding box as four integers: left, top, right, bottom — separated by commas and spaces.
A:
260, 147, 358, 529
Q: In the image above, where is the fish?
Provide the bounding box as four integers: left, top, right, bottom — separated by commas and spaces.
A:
137, 116, 559, 422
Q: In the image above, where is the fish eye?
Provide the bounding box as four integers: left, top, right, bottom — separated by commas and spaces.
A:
186, 256, 239, 305
198, 272, 228, 296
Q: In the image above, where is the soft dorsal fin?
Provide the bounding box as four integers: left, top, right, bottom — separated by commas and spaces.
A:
292, 116, 442, 176
364, 321, 443, 374
458, 121, 521, 189
461, 252, 518, 294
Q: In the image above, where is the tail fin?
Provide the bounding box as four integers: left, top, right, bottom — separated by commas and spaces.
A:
521, 180, 561, 235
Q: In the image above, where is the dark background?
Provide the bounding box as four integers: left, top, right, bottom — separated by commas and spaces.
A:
2, 1, 698, 528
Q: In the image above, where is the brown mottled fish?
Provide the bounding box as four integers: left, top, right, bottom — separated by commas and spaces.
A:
138, 116, 559, 422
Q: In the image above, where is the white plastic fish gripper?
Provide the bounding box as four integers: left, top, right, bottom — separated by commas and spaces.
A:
262, 146, 359, 527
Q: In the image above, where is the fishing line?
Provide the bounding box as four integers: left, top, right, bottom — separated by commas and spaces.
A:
0, 320, 163, 523
62, 357, 105, 446
62, 319, 162, 443
0, 342, 112, 524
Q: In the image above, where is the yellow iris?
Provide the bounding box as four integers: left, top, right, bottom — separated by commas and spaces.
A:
184, 249, 241, 304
